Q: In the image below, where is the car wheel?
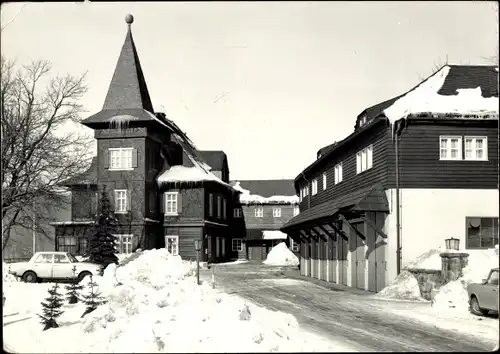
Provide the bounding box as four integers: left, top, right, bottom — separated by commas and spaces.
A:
22, 271, 37, 283
469, 296, 488, 316
77, 271, 92, 283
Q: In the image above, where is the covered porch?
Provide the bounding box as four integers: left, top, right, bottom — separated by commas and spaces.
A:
281, 184, 390, 292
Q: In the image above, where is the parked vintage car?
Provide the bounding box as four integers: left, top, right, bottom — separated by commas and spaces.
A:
7, 251, 104, 283
467, 267, 499, 316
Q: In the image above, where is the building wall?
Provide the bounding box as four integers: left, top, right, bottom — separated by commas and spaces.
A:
165, 226, 202, 261
242, 204, 298, 230
383, 188, 499, 285
298, 120, 390, 211
163, 187, 205, 223
71, 187, 98, 221
389, 121, 498, 189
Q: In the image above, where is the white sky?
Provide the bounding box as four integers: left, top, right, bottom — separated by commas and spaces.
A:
1, 1, 498, 180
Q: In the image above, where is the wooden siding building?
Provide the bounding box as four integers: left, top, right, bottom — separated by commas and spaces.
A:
52, 16, 241, 263
282, 64, 499, 292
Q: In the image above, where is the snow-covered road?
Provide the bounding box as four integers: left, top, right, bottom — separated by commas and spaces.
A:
201, 263, 498, 352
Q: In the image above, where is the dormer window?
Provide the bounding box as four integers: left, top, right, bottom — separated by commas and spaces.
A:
359, 115, 367, 127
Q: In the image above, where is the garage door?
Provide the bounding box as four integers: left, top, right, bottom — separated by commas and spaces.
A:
248, 245, 266, 261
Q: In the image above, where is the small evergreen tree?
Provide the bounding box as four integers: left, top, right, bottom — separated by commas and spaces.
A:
85, 185, 119, 266
37, 283, 65, 331
81, 274, 107, 318
65, 266, 84, 304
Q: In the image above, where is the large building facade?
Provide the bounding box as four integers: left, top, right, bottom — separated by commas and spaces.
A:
282, 64, 499, 291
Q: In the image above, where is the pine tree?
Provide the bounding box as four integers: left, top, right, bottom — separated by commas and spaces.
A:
85, 185, 119, 266
81, 274, 107, 318
65, 266, 84, 304
37, 283, 65, 331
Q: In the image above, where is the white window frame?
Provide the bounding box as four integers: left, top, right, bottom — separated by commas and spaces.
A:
299, 189, 303, 202
114, 189, 128, 214
334, 162, 343, 184
232, 238, 243, 252
464, 136, 488, 161
273, 207, 281, 218
109, 147, 134, 171
255, 207, 263, 218
165, 235, 179, 256
223, 198, 227, 219
209, 193, 214, 217
217, 196, 222, 218
114, 234, 133, 254
293, 206, 300, 216
356, 145, 373, 174
165, 192, 179, 215
322, 173, 327, 190
290, 238, 300, 253
311, 179, 318, 195
234, 208, 243, 218
439, 136, 462, 161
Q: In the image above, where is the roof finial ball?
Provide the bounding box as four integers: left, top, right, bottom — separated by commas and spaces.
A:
125, 14, 134, 25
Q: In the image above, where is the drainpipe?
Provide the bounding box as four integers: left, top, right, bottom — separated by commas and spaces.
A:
395, 121, 402, 275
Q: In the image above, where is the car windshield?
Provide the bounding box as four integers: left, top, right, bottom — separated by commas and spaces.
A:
66, 253, 79, 263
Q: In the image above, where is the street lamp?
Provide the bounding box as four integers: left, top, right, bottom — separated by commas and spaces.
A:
194, 240, 201, 285
445, 237, 460, 251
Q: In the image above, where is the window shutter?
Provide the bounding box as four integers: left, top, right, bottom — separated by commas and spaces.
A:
177, 192, 182, 214
160, 193, 165, 214
132, 148, 138, 168
127, 190, 132, 211
104, 150, 110, 169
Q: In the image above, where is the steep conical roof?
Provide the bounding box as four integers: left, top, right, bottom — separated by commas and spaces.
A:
81, 15, 158, 127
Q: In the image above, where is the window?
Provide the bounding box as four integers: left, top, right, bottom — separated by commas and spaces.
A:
311, 179, 318, 195
334, 162, 343, 184
234, 208, 243, 218
209, 193, 214, 217
222, 238, 226, 257
114, 234, 133, 254
148, 190, 156, 213
57, 236, 77, 254
290, 239, 300, 253
464, 136, 487, 161
223, 199, 227, 219
109, 148, 133, 170
216, 237, 220, 257
114, 190, 128, 213
466, 217, 499, 249
299, 188, 303, 202
165, 192, 179, 215
79, 237, 88, 255
34, 253, 53, 263
273, 208, 281, 217
232, 238, 243, 252
255, 207, 263, 218
322, 173, 327, 190
488, 270, 499, 285
53, 254, 70, 263
356, 145, 373, 174
439, 136, 462, 161
359, 115, 367, 127
293, 206, 300, 216
217, 196, 222, 218
165, 235, 179, 256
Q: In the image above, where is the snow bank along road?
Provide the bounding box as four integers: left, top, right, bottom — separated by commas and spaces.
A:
201, 263, 495, 352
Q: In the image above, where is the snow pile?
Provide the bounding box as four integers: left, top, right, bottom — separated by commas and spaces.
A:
233, 182, 299, 205
384, 65, 499, 123
263, 242, 299, 266
262, 230, 288, 240
432, 246, 499, 312
3, 248, 337, 353
3, 262, 18, 283
404, 247, 444, 271
374, 271, 426, 301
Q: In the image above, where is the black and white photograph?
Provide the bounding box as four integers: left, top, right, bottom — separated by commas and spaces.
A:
1, 1, 499, 352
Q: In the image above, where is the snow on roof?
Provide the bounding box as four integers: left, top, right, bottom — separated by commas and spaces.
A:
262, 230, 288, 240
384, 65, 499, 123
233, 181, 299, 205
156, 165, 232, 189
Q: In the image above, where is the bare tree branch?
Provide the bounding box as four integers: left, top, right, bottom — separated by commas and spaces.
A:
1, 55, 93, 250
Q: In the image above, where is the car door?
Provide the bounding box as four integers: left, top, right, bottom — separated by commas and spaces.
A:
52, 254, 74, 279
31, 253, 54, 278
483, 270, 499, 311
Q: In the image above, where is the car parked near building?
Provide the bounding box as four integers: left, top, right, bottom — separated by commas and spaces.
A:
467, 268, 499, 316
7, 251, 104, 283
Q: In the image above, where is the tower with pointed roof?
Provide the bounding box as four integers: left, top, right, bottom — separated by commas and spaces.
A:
53, 15, 243, 261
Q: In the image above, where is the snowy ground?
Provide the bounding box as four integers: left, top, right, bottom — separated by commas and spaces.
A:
3, 250, 341, 353
202, 262, 499, 352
